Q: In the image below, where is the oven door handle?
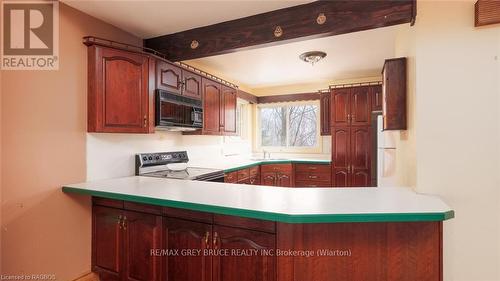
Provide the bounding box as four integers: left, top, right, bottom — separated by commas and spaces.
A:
195, 174, 225, 182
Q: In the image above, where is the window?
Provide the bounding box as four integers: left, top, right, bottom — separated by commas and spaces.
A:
258, 101, 320, 152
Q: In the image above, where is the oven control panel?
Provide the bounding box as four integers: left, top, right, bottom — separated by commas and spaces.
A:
136, 151, 189, 168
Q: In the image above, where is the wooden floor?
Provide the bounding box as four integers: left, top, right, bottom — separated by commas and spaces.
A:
74, 272, 99, 281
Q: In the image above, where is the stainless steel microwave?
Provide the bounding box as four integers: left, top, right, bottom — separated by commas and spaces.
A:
155, 89, 203, 131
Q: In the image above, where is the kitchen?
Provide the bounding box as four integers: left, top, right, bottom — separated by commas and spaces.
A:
1, 1, 499, 281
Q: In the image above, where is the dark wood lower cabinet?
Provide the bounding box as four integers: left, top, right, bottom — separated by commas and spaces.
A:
123, 211, 163, 281
93, 201, 277, 281
213, 225, 276, 281
164, 218, 212, 281
331, 126, 372, 187
92, 206, 163, 281
93, 206, 122, 281
92, 198, 443, 281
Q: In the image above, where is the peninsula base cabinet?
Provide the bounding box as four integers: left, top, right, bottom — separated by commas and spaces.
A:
92, 199, 276, 281
92, 197, 443, 281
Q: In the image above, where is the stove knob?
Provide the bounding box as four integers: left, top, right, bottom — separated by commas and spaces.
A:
155, 156, 160, 160
148, 156, 153, 160
142, 156, 147, 161
173, 154, 177, 158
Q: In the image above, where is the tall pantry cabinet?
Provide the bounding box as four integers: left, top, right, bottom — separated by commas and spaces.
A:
330, 85, 379, 187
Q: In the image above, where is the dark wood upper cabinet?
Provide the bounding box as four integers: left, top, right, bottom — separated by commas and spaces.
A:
202, 78, 222, 135
183, 70, 202, 100
331, 88, 350, 127
123, 211, 163, 281
382, 57, 407, 130
156, 60, 182, 95
371, 85, 382, 111
221, 86, 237, 135
88, 46, 153, 134
164, 218, 212, 281
213, 225, 276, 281
331, 86, 372, 127
350, 86, 371, 126
320, 92, 331, 135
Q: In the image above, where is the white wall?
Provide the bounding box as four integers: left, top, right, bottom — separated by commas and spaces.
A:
396, 1, 500, 280
87, 132, 252, 180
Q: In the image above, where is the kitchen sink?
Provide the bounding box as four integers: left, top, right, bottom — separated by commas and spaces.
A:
250, 158, 289, 161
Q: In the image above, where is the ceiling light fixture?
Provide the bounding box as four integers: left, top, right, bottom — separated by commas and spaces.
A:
299, 51, 327, 66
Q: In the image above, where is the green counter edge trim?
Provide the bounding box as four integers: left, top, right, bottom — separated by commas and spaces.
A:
223, 160, 331, 173
62, 186, 455, 223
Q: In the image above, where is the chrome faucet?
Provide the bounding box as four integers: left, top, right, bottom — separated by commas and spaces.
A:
263, 150, 271, 159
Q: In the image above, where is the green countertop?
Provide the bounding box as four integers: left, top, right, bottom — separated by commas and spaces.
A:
223, 159, 331, 173
62, 176, 454, 223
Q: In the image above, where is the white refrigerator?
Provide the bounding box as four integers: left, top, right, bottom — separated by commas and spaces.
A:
376, 115, 398, 187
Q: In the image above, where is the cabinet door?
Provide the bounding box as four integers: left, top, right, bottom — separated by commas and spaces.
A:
156, 60, 182, 95
183, 70, 202, 100
383, 58, 407, 130
350, 126, 371, 187
202, 79, 221, 135
92, 206, 122, 281
164, 218, 212, 281
371, 85, 382, 111
261, 172, 276, 186
123, 211, 163, 281
221, 86, 237, 135
213, 226, 276, 281
320, 92, 331, 135
89, 46, 150, 133
350, 86, 371, 126
332, 127, 350, 187
330, 88, 350, 127
277, 173, 292, 187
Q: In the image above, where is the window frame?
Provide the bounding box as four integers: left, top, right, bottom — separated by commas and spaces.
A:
255, 100, 322, 153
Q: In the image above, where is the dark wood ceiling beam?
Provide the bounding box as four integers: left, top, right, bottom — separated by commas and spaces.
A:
145, 0, 416, 61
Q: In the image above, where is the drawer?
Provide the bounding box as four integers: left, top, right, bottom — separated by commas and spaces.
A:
214, 214, 276, 233
294, 163, 331, 173
261, 164, 292, 174
163, 207, 213, 223
124, 201, 162, 215
224, 171, 238, 183
92, 197, 124, 209
295, 171, 331, 182
295, 180, 332, 188
249, 165, 260, 176
237, 168, 250, 180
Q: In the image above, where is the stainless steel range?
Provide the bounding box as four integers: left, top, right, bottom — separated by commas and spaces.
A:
135, 151, 224, 182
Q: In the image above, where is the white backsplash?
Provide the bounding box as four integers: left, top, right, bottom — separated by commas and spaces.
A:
87, 133, 330, 180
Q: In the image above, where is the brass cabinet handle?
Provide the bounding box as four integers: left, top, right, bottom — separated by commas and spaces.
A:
117, 215, 123, 229
351, 114, 356, 122
308, 175, 318, 179
213, 232, 218, 248
204, 231, 210, 248
121, 216, 127, 230
347, 114, 351, 122
143, 115, 147, 127
308, 167, 317, 170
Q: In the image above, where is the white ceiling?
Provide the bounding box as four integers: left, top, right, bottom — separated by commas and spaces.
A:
63, 0, 398, 90
62, 0, 312, 38
186, 26, 398, 89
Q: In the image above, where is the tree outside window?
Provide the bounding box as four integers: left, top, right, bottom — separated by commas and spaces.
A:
260, 102, 319, 149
